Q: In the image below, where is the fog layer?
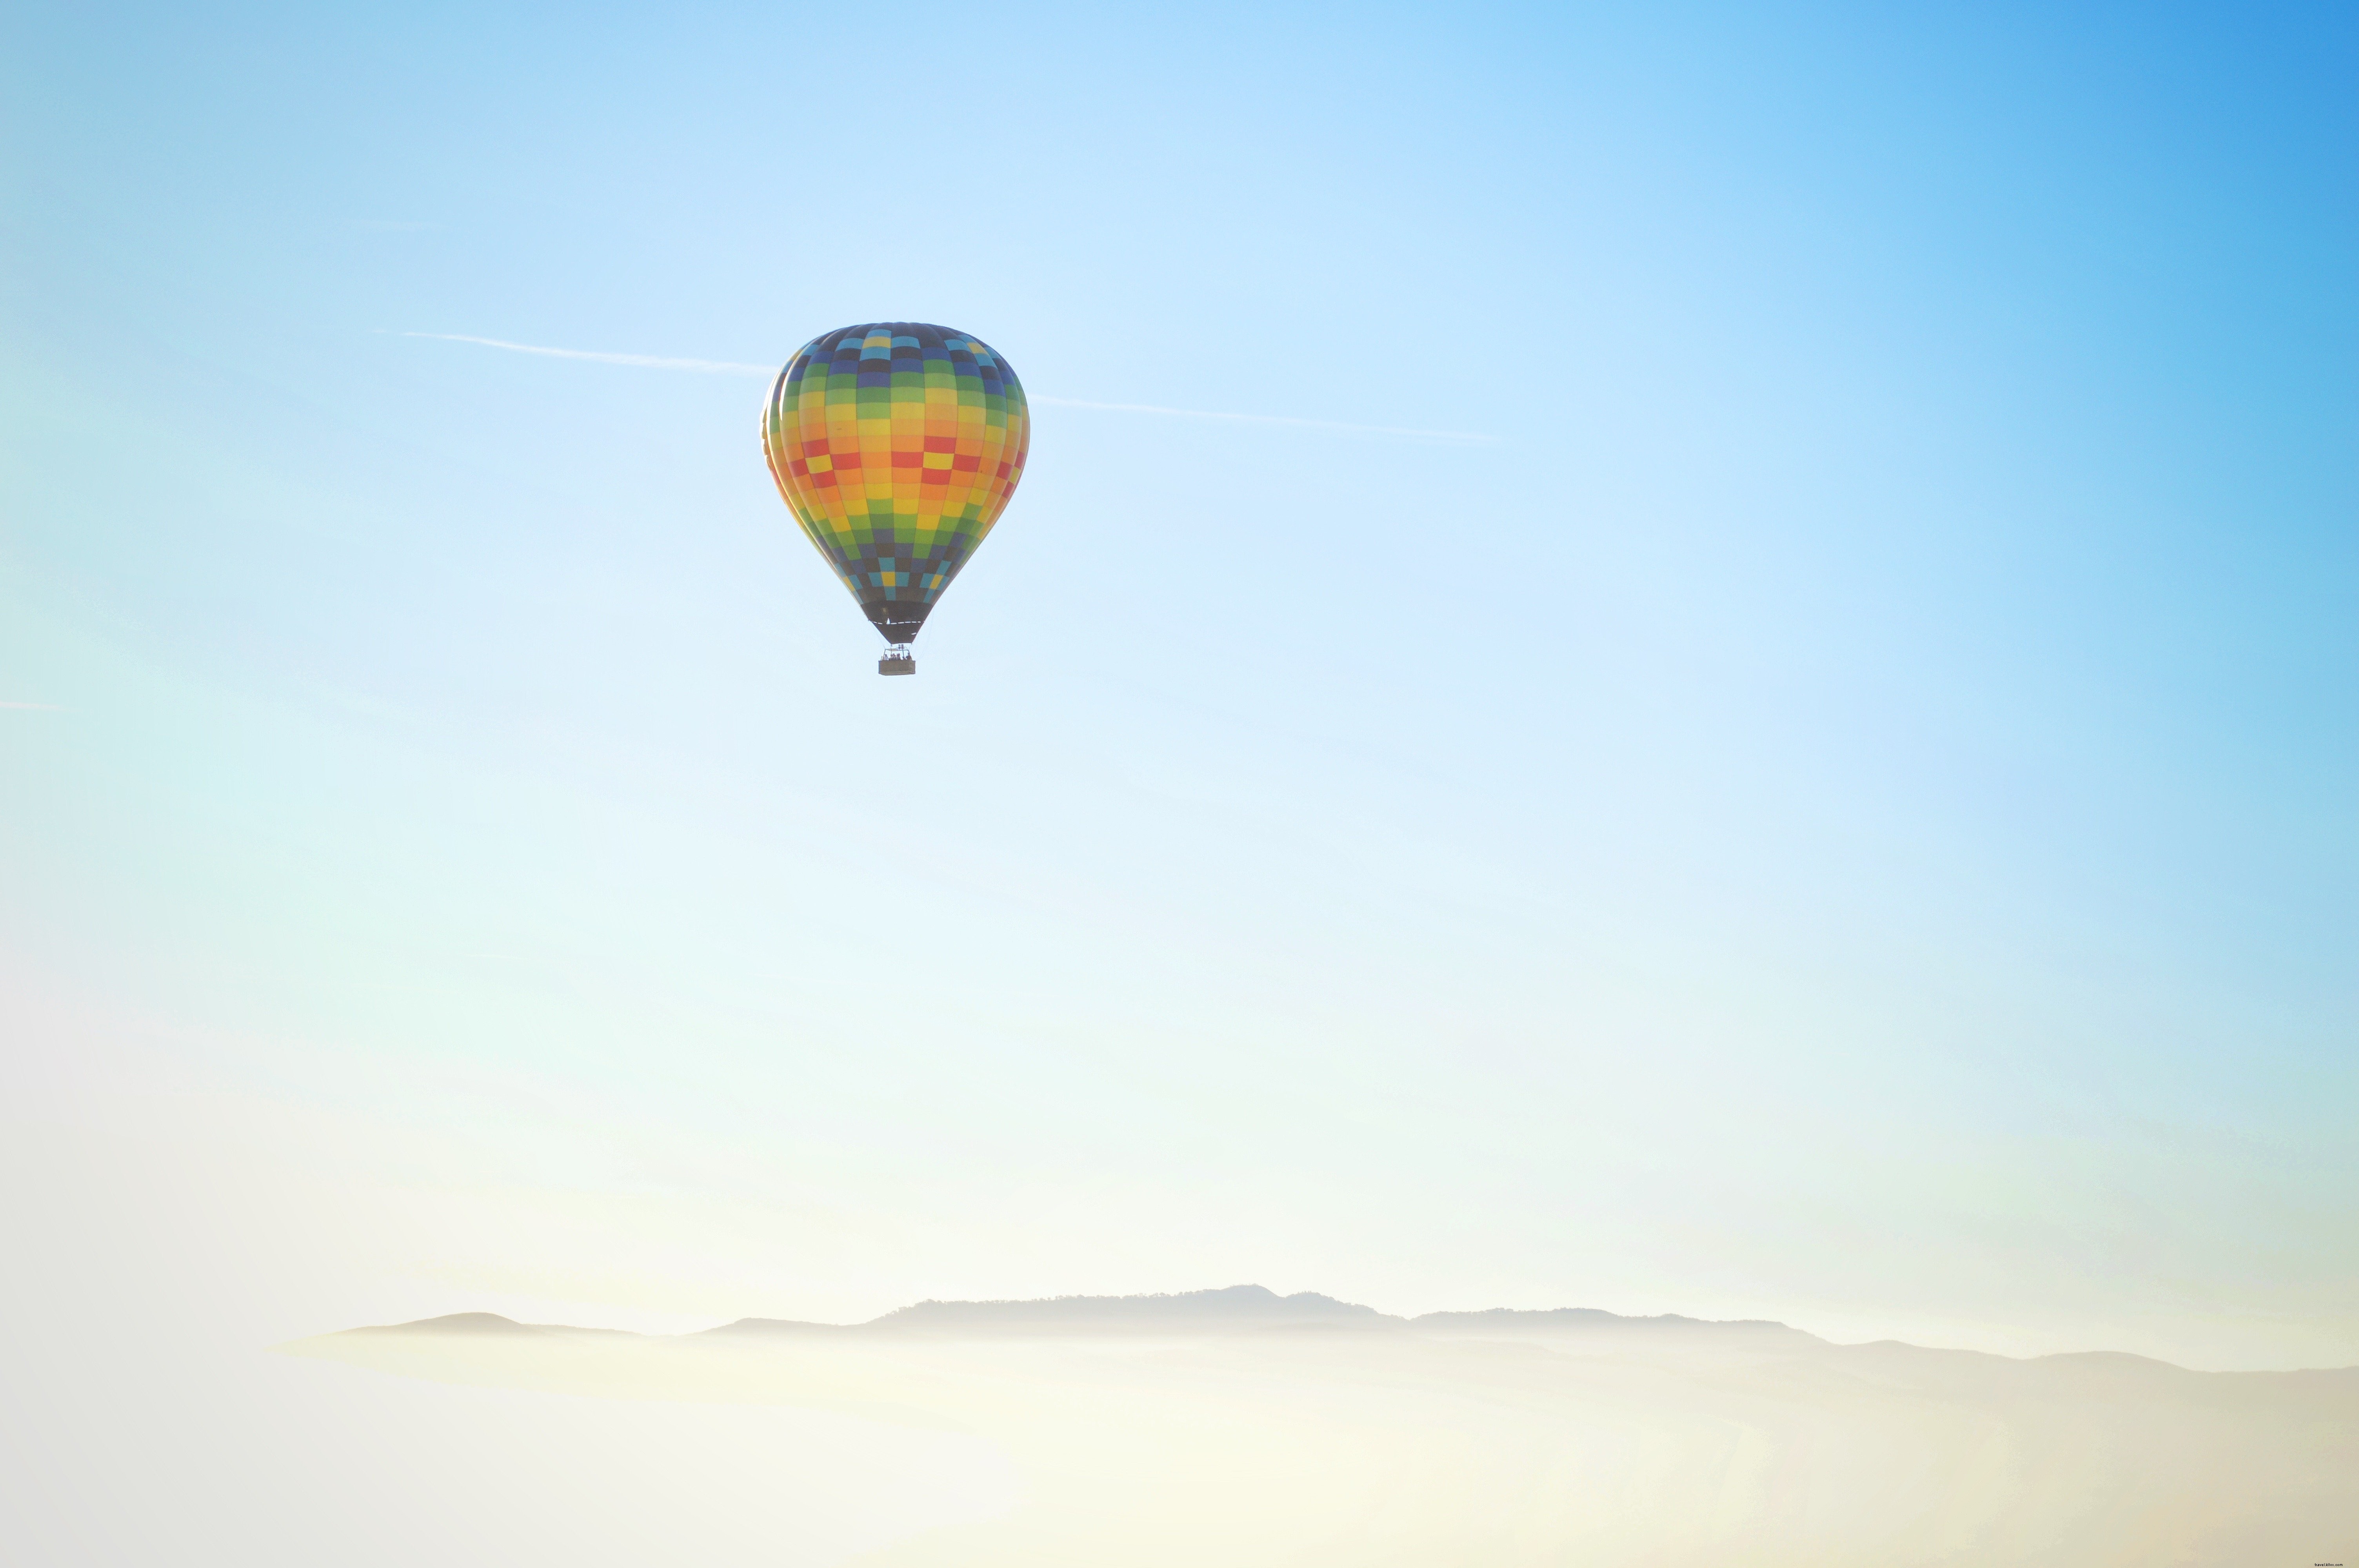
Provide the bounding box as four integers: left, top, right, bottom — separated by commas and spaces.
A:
272, 1290, 2357, 1566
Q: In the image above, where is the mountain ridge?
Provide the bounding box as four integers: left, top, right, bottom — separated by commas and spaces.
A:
340, 1284, 1819, 1342
316, 1286, 2359, 1376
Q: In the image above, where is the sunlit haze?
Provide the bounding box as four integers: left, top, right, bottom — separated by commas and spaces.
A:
4, 0, 2352, 1506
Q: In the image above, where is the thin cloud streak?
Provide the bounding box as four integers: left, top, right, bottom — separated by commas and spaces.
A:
2, 701, 64, 710
1032, 394, 1492, 444
404, 332, 1491, 441
403, 332, 771, 376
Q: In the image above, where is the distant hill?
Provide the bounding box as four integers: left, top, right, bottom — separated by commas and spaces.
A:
345, 1312, 637, 1340
873, 1284, 1396, 1335
342, 1287, 1824, 1343
1411, 1307, 1826, 1347
315, 1290, 2359, 1403
702, 1285, 1397, 1339
349, 1312, 551, 1336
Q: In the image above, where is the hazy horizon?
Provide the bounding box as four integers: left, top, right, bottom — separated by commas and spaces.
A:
292, 1278, 2359, 1365
268, 1294, 2355, 1565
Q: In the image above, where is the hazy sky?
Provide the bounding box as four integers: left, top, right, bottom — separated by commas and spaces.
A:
2, 1, 2352, 1369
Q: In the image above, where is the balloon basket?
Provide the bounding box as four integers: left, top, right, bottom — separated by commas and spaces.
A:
878, 647, 916, 676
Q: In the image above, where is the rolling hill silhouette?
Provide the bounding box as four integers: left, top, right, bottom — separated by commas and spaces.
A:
298, 1283, 2358, 1564
347, 1285, 1841, 1343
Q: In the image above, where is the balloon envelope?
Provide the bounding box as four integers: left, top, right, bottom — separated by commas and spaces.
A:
761, 322, 1030, 649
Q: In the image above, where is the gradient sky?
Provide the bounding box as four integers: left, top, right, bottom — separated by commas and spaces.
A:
2, 0, 2352, 1369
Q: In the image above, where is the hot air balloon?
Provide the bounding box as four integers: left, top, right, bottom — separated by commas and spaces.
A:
761, 323, 1030, 675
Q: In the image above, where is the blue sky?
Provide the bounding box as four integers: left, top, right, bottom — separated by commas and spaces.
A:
2, 1, 2352, 1366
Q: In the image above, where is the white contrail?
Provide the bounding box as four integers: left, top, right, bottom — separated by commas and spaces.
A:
1, 701, 62, 710
403, 332, 771, 376
403, 332, 1492, 441
1030, 394, 1490, 444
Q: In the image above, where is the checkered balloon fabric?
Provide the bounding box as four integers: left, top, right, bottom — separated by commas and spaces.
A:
761, 323, 1030, 646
